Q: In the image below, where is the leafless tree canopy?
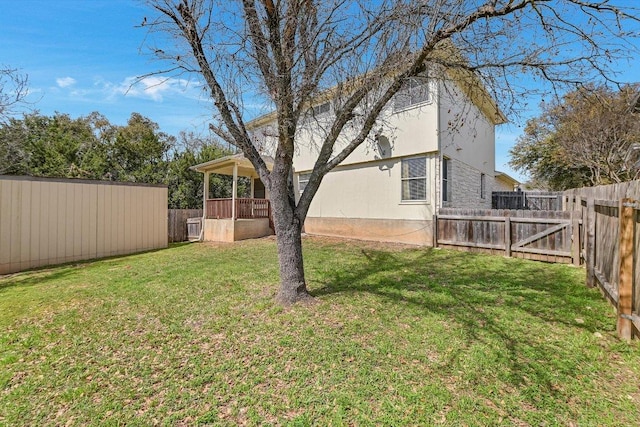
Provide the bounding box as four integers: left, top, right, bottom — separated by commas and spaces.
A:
0, 67, 29, 123
143, 0, 640, 303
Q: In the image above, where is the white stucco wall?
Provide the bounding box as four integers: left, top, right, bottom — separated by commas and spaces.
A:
298, 153, 438, 221
438, 80, 496, 178
250, 74, 502, 219
292, 81, 440, 172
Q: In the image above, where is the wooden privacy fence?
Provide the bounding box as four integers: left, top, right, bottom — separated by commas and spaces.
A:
435, 208, 580, 265
168, 209, 203, 243
492, 191, 563, 210
437, 180, 640, 340
564, 181, 640, 340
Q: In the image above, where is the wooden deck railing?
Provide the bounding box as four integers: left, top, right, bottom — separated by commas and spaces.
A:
206, 198, 270, 220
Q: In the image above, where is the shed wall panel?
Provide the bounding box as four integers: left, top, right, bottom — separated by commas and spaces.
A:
0, 176, 168, 274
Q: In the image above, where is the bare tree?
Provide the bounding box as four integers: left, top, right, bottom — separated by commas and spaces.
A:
0, 66, 29, 123
143, 0, 639, 304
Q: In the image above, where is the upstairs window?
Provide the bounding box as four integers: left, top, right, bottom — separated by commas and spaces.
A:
401, 157, 427, 201
394, 77, 430, 112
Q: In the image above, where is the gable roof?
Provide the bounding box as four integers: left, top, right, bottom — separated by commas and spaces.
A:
495, 170, 520, 187
247, 46, 506, 129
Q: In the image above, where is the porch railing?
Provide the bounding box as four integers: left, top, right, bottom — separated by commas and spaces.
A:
206, 198, 271, 220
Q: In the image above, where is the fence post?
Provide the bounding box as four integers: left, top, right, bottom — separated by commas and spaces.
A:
586, 198, 596, 288
617, 198, 635, 340
504, 216, 511, 257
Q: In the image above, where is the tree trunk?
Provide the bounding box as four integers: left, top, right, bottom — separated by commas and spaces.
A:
269, 174, 312, 304
274, 213, 312, 304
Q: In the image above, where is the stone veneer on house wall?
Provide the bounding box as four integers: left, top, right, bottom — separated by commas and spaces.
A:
442, 158, 492, 209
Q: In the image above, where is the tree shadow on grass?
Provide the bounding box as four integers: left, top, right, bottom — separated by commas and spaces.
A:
312, 247, 600, 331
309, 247, 611, 408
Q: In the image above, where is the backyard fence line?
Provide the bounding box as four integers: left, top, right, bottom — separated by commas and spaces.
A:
563, 181, 640, 340
168, 209, 203, 243
437, 179, 640, 340
492, 190, 563, 210
434, 208, 580, 265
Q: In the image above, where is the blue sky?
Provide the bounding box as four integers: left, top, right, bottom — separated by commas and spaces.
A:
1, 0, 214, 136
1, 0, 639, 182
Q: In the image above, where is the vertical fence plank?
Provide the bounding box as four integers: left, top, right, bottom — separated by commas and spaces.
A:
571, 210, 581, 266
586, 198, 596, 288
168, 209, 203, 243
617, 198, 635, 340
504, 216, 511, 257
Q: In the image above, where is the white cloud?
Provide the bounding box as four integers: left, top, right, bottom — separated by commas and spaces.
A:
56, 77, 76, 88
111, 76, 196, 102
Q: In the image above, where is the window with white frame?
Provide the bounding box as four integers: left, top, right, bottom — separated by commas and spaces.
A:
442, 157, 451, 202
394, 77, 430, 112
480, 173, 486, 199
298, 172, 311, 195
401, 157, 427, 201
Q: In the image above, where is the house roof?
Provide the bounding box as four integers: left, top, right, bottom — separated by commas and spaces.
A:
495, 170, 520, 186
190, 153, 274, 177
247, 45, 507, 129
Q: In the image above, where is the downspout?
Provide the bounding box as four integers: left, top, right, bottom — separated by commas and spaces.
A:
436, 79, 442, 212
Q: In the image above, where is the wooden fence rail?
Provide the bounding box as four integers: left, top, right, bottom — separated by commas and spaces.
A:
435, 208, 580, 265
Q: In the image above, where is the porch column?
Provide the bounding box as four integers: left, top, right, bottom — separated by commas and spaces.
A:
232, 163, 238, 219
203, 171, 210, 218
250, 177, 255, 198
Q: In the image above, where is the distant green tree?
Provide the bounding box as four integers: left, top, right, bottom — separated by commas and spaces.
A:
510, 84, 640, 190
109, 113, 174, 183
0, 111, 242, 208
0, 112, 102, 177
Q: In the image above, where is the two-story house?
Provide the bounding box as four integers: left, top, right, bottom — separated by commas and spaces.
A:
192, 69, 512, 245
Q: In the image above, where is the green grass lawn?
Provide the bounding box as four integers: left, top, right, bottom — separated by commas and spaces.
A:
1, 236, 639, 426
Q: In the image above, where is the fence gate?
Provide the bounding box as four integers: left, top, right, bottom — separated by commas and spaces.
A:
435, 209, 581, 265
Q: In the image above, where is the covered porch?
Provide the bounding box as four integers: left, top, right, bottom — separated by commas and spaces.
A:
191, 153, 274, 242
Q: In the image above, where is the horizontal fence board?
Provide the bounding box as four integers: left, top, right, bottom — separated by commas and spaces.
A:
436, 208, 576, 264
510, 247, 571, 257
436, 240, 505, 250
